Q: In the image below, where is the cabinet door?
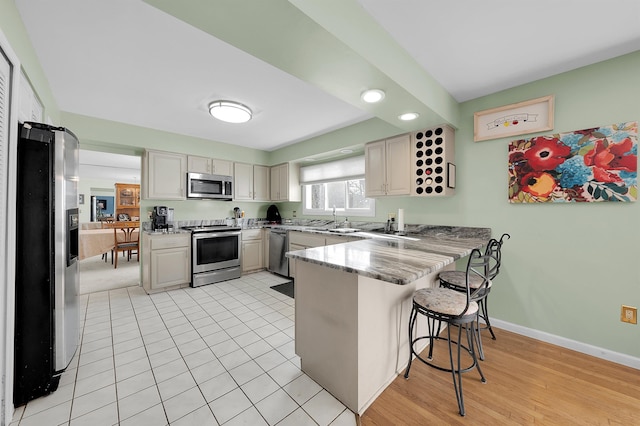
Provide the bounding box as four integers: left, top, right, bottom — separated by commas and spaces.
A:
287, 242, 306, 277
234, 162, 254, 200
325, 235, 358, 245
146, 151, 187, 200
116, 184, 138, 208
270, 163, 289, 201
385, 134, 411, 195
365, 140, 387, 197
211, 159, 233, 176
242, 240, 263, 272
187, 155, 211, 174
253, 165, 270, 201
289, 231, 325, 248
150, 247, 190, 289
270, 164, 282, 201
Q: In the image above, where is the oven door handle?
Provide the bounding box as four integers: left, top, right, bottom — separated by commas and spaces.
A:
193, 230, 242, 240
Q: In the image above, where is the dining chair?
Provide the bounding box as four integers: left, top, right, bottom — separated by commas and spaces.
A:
404, 248, 490, 416
438, 233, 510, 359
105, 222, 139, 268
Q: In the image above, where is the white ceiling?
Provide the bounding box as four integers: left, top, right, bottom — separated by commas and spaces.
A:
79, 150, 141, 183
15, 0, 640, 154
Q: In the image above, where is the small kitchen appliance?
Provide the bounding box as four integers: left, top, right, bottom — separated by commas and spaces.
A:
267, 204, 282, 224
186, 172, 233, 200
151, 205, 168, 230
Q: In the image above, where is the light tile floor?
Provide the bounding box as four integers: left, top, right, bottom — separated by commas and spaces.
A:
11, 272, 357, 426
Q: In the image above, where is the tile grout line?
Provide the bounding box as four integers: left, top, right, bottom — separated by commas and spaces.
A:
186, 277, 324, 425
122, 286, 170, 425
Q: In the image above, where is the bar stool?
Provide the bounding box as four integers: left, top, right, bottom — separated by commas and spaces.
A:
439, 233, 509, 359
404, 248, 490, 416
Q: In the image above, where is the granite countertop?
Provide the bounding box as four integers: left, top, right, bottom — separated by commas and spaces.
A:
286, 233, 488, 285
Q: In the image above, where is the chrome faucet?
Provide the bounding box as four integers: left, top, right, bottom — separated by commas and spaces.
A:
332, 206, 337, 228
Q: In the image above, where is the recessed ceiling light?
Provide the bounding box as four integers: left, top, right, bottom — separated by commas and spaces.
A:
209, 101, 252, 123
361, 89, 385, 103
340, 149, 353, 154
399, 112, 419, 121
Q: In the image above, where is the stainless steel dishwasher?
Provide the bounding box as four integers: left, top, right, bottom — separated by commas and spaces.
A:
268, 228, 289, 277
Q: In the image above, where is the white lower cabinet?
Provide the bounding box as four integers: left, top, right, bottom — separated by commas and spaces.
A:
242, 229, 264, 272
142, 233, 191, 293
288, 231, 358, 277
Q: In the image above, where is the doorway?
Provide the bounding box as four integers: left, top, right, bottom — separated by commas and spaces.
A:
78, 150, 141, 294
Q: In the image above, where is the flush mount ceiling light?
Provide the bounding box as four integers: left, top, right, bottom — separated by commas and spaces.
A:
399, 112, 420, 121
208, 100, 252, 123
361, 89, 385, 103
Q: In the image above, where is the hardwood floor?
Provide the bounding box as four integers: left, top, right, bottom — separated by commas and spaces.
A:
360, 327, 640, 425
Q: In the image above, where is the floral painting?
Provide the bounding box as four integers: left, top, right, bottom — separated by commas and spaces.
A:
508, 122, 637, 203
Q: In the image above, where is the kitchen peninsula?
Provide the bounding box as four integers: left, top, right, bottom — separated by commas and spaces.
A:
286, 226, 490, 414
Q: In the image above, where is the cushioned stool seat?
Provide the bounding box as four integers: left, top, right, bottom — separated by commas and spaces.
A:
438, 271, 492, 290
413, 288, 479, 319
405, 248, 490, 416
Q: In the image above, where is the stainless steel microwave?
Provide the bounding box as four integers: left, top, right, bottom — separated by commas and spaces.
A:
186, 172, 233, 200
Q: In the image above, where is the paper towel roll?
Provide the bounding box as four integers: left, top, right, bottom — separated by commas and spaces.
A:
397, 208, 404, 232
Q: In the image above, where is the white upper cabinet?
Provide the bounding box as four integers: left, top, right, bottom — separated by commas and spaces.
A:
187, 155, 233, 176
365, 134, 411, 197
253, 165, 270, 201
143, 150, 187, 200
234, 162, 254, 201
270, 162, 300, 202
234, 163, 270, 201
19, 71, 43, 123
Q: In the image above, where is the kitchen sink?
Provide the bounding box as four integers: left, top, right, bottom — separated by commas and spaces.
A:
306, 226, 361, 233
326, 228, 361, 233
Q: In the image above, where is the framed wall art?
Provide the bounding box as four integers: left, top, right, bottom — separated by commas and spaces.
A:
474, 95, 554, 142
508, 121, 637, 203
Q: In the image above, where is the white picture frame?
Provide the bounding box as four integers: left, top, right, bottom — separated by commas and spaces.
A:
474, 95, 554, 142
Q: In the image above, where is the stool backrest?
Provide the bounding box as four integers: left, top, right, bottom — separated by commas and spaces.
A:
484, 233, 510, 281
466, 248, 491, 305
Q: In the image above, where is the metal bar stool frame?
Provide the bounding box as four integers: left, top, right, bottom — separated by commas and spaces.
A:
404, 248, 491, 416
439, 233, 510, 360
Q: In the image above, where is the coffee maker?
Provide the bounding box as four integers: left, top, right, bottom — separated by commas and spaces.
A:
151, 206, 168, 230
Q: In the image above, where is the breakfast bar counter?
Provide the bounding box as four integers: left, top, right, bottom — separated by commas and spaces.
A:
286, 228, 489, 415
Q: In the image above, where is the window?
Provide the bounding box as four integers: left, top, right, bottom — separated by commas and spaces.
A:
303, 178, 375, 216
300, 155, 375, 217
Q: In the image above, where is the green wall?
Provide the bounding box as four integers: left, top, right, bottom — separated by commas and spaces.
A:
3, 0, 639, 359
1, 0, 60, 121
279, 51, 640, 359
458, 52, 640, 357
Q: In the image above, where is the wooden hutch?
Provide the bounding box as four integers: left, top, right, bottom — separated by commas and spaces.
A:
115, 183, 140, 221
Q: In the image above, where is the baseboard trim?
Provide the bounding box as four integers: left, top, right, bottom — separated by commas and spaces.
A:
490, 319, 640, 370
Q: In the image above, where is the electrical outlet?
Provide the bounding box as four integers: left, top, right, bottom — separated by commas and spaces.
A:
388, 213, 396, 220
621, 305, 637, 324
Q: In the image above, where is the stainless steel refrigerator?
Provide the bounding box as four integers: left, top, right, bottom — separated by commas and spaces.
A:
14, 122, 80, 405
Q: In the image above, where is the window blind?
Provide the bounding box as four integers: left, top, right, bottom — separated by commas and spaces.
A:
299, 156, 364, 184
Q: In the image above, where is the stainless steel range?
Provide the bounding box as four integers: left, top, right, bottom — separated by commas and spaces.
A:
182, 225, 242, 287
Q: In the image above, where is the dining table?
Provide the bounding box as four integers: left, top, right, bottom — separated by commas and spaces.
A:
79, 222, 140, 260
